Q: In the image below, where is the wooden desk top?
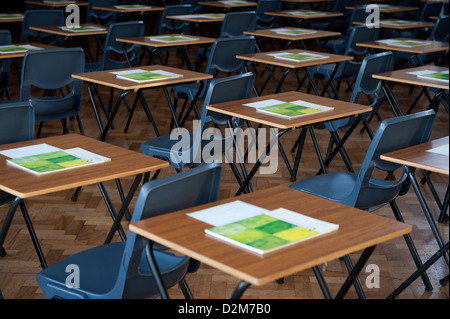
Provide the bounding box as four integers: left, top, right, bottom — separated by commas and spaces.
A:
198, 1, 257, 8
244, 27, 341, 42
167, 13, 225, 23
130, 185, 411, 286
29, 24, 108, 37
116, 34, 216, 48
372, 65, 449, 90
0, 13, 24, 23
206, 91, 372, 129
357, 38, 449, 54
92, 5, 164, 13
381, 136, 449, 175
72, 65, 213, 91
0, 42, 59, 60
0, 134, 169, 198
236, 49, 353, 69
265, 10, 344, 19
346, 5, 418, 13
353, 20, 435, 29
26, 0, 88, 7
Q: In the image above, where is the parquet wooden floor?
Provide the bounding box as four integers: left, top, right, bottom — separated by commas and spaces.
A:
0, 36, 448, 300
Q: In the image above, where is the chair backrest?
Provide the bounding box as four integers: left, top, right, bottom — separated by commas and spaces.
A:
117, 162, 222, 298
86, 0, 119, 24
21, 9, 65, 44
344, 24, 379, 57
0, 101, 34, 144
0, 30, 12, 96
255, 0, 282, 29
194, 73, 255, 163
180, 0, 201, 13
429, 15, 449, 42
349, 51, 393, 107
205, 36, 256, 75
219, 11, 257, 38
349, 110, 436, 210
158, 4, 193, 35
419, 1, 443, 22
99, 21, 145, 70
19, 48, 85, 122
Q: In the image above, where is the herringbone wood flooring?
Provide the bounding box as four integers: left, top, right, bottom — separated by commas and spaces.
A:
0, 35, 448, 300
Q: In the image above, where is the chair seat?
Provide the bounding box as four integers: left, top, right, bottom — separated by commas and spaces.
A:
289, 172, 357, 204
172, 82, 205, 101
37, 242, 190, 299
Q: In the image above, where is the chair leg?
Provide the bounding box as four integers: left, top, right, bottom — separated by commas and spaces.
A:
389, 200, 434, 291
178, 278, 194, 299
36, 122, 44, 139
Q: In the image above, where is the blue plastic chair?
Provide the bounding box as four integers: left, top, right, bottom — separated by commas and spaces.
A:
306, 25, 380, 100
311, 0, 357, 31
19, 48, 85, 138
0, 30, 12, 101
395, 1, 443, 38
0, 101, 35, 259
173, 36, 256, 126
255, 0, 282, 29
158, 4, 193, 35
86, 0, 119, 25
195, 11, 257, 65
290, 52, 394, 181
289, 109, 437, 292
320, 8, 373, 54
141, 73, 254, 192
86, 21, 145, 72
21, 9, 65, 46
36, 162, 223, 299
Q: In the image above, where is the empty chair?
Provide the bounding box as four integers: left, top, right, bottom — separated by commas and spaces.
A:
310, 0, 357, 32
19, 48, 85, 138
158, 4, 193, 35
173, 36, 256, 126
306, 25, 380, 100
0, 30, 12, 101
289, 109, 437, 292
86, 21, 145, 72
0, 101, 35, 258
141, 73, 254, 192
396, 1, 443, 39
21, 9, 65, 46
255, 0, 282, 29
36, 162, 223, 299
86, 0, 119, 25
290, 52, 393, 181
195, 11, 257, 64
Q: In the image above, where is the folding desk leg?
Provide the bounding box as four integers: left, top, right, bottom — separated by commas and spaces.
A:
0, 197, 47, 269
438, 186, 449, 223
335, 246, 376, 299
100, 90, 133, 142
387, 242, 449, 299
313, 266, 333, 299
103, 174, 143, 244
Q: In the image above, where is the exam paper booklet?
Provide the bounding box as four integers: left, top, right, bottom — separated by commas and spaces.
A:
44, 0, 76, 3
287, 11, 326, 16
148, 35, 199, 43
59, 26, 106, 32
377, 39, 431, 47
426, 144, 449, 156
0, 143, 110, 175
244, 99, 334, 119
380, 20, 418, 26
187, 201, 339, 255
114, 4, 153, 9
198, 13, 226, 19
271, 28, 317, 36
219, 1, 253, 5
0, 13, 24, 19
112, 69, 183, 83
0, 44, 43, 54
267, 51, 328, 63
407, 70, 449, 83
